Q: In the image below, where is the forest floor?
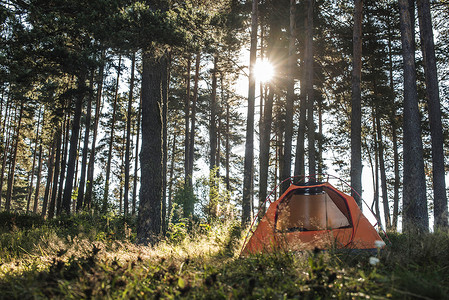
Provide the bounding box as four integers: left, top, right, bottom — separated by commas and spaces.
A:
0, 212, 448, 299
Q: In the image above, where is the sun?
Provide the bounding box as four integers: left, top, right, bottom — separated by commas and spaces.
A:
253, 60, 274, 83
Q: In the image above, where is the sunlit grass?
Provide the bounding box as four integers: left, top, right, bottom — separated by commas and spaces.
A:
1, 212, 449, 299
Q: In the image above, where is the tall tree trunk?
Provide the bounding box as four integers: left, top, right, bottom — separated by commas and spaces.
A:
242, 0, 258, 226
372, 112, 380, 222
26, 108, 42, 213
188, 52, 200, 182
351, 0, 363, 206
57, 105, 71, 215
85, 55, 105, 210
294, 48, 307, 177
161, 51, 170, 233
0, 96, 12, 209
42, 142, 56, 217
33, 143, 43, 214
210, 53, 218, 172
132, 96, 141, 216
124, 52, 136, 216
399, 0, 429, 233
48, 126, 62, 218
376, 110, 391, 230
281, 0, 296, 193
387, 17, 401, 232
306, 0, 316, 179
225, 89, 230, 192
167, 132, 176, 221
137, 49, 165, 244
5, 102, 23, 211
103, 55, 122, 213
62, 74, 86, 214
317, 95, 323, 175
184, 56, 191, 185
417, 0, 448, 230
119, 126, 126, 214
76, 73, 95, 211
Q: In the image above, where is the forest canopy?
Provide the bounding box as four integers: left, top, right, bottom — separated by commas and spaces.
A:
0, 0, 448, 241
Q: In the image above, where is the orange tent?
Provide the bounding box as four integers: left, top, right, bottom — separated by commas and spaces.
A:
241, 182, 383, 255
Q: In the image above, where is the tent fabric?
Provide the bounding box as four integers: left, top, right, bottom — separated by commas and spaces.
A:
242, 182, 383, 255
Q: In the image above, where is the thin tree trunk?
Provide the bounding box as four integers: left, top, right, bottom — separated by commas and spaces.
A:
26, 108, 42, 213
417, 0, 448, 229
167, 131, 176, 221
103, 55, 122, 213
294, 45, 307, 177
306, 0, 316, 180
76, 72, 95, 211
387, 16, 401, 232
317, 96, 323, 175
351, 0, 363, 206
132, 96, 141, 216
376, 110, 391, 230
399, 0, 429, 233
0, 96, 12, 209
184, 56, 191, 185
57, 104, 71, 215
281, 0, 296, 193
242, 0, 258, 226
124, 52, 136, 216
33, 143, 43, 214
120, 125, 126, 214
210, 53, 218, 172
372, 112, 380, 222
62, 74, 86, 214
85, 54, 105, 210
188, 52, 201, 181
5, 102, 23, 211
225, 91, 230, 191
391, 114, 400, 231
48, 126, 62, 218
42, 142, 56, 217
161, 51, 170, 233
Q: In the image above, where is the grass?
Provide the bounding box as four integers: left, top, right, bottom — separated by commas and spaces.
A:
0, 212, 449, 299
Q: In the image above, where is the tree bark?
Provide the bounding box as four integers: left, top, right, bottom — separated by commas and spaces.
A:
242, 0, 258, 226
351, 0, 363, 207
306, 0, 316, 180
26, 108, 42, 213
85, 54, 105, 210
62, 74, 86, 214
124, 52, 136, 216
294, 45, 307, 177
48, 126, 62, 218
42, 142, 56, 217
137, 49, 165, 244
375, 110, 391, 230
76, 73, 95, 212
132, 96, 141, 216
0, 96, 12, 210
161, 51, 170, 233
417, 0, 448, 230
281, 0, 296, 193
399, 0, 429, 233
33, 143, 43, 214
210, 53, 218, 172
5, 102, 23, 211
188, 52, 201, 181
103, 55, 122, 213
184, 56, 191, 185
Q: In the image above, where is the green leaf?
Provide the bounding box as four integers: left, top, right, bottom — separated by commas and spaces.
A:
178, 277, 186, 289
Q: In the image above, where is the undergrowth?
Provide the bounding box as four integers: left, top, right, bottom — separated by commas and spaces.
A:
0, 212, 448, 299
